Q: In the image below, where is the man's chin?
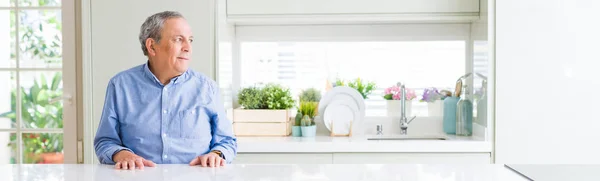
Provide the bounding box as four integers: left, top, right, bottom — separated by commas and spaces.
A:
176, 66, 189, 73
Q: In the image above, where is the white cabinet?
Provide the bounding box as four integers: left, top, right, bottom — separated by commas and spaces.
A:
232, 153, 490, 164
495, 0, 600, 164
226, 0, 481, 24
233, 153, 333, 164
333, 153, 491, 164
227, 0, 480, 15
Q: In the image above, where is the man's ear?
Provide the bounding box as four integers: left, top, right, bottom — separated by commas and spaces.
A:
145, 38, 156, 56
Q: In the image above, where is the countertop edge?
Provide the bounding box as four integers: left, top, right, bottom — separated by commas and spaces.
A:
236, 139, 492, 153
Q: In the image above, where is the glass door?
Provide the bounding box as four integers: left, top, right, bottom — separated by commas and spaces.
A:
0, 0, 76, 164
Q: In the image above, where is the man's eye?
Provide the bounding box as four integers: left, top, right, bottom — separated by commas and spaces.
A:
189, 39, 194, 43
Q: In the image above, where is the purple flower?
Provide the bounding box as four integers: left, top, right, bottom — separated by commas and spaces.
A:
421, 87, 444, 102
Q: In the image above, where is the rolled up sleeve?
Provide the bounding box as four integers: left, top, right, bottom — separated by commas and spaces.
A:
93, 80, 132, 164
208, 81, 238, 163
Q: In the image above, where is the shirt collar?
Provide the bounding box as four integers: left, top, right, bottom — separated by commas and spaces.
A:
143, 61, 188, 86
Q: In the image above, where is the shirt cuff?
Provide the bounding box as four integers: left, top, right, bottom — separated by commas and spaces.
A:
104, 146, 133, 165
210, 146, 233, 163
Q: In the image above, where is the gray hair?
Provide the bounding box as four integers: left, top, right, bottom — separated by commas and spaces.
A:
139, 11, 184, 56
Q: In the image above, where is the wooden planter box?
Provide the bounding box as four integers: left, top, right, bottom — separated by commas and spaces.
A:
232, 108, 291, 123
232, 108, 293, 136
233, 121, 292, 136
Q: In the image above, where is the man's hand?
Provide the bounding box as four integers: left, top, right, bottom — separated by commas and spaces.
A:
112, 150, 156, 170
189, 152, 225, 167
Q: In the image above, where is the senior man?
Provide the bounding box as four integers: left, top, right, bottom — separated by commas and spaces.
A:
94, 11, 237, 170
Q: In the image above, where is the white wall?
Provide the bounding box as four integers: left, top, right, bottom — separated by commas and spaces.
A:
496, 0, 600, 163
216, 0, 235, 112
87, 0, 216, 163
469, 0, 489, 128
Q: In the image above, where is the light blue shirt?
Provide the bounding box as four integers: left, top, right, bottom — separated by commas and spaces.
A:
94, 62, 237, 164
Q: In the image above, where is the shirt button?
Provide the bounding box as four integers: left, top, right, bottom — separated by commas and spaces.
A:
163, 133, 167, 137
163, 110, 167, 114
163, 155, 168, 159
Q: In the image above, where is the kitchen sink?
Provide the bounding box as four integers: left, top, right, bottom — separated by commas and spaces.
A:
366, 135, 448, 141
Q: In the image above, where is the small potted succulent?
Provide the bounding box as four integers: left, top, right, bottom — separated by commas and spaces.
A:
298, 101, 318, 137
420, 87, 451, 117
293, 88, 321, 137
383, 84, 416, 117
293, 112, 303, 137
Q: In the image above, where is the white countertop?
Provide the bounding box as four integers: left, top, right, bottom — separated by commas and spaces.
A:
506, 165, 600, 181
1, 164, 527, 181
237, 134, 492, 153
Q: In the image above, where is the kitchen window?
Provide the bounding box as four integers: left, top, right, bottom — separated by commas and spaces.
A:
219, 24, 487, 117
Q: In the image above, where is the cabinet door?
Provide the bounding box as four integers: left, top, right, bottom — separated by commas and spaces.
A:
333, 153, 490, 164
496, 0, 600, 164
233, 153, 332, 164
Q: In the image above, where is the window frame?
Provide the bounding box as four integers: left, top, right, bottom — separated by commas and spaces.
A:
0, 0, 78, 164
227, 23, 474, 118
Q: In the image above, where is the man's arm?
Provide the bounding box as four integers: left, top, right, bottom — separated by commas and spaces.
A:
93, 80, 133, 164
208, 81, 238, 163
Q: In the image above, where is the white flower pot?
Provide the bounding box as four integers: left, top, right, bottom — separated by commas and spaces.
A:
427, 100, 444, 117
387, 100, 411, 117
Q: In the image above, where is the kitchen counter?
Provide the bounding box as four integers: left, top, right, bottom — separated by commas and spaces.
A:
1, 164, 526, 181
506, 165, 600, 181
237, 134, 491, 153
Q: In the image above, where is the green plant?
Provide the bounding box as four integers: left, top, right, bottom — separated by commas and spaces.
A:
297, 102, 318, 127
237, 86, 265, 109
299, 88, 321, 102
262, 83, 295, 110
335, 78, 377, 99
301, 115, 313, 127
0, 72, 64, 164
299, 101, 318, 119
294, 112, 303, 126
237, 83, 295, 110
10, 6, 62, 65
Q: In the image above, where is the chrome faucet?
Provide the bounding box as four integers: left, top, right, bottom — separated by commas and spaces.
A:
397, 82, 416, 135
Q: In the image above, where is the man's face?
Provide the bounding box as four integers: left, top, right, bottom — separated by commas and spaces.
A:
150, 18, 193, 74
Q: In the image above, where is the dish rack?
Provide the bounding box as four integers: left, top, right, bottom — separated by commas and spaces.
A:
329, 120, 352, 137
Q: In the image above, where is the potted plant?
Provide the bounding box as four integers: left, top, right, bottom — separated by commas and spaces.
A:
293, 112, 303, 137
420, 87, 451, 117
298, 101, 318, 137
0, 72, 64, 164
298, 88, 321, 102
383, 84, 416, 117
334, 78, 376, 99
292, 88, 321, 137
233, 83, 296, 136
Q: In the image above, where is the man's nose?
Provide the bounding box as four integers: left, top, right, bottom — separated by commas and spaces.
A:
182, 41, 191, 52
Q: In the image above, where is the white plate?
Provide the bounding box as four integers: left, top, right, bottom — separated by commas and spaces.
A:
323, 101, 356, 135
323, 98, 359, 133
318, 86, 365, 123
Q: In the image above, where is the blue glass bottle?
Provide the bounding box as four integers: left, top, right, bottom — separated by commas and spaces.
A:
443, 97, 460, 134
